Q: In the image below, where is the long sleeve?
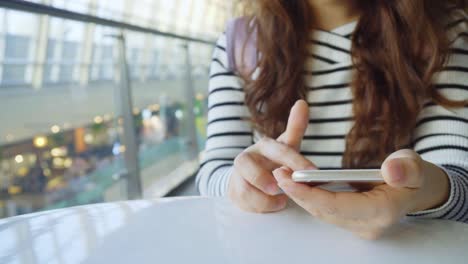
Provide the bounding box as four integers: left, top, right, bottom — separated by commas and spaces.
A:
195, 33, 253, 196
408, 17, 468, 221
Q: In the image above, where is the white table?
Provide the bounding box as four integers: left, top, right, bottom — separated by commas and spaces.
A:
0, 197, 467, 264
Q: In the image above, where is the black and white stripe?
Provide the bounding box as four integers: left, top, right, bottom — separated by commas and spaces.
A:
196, 14, 468, 223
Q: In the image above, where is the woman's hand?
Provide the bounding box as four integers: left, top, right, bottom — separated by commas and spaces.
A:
273, 149, 451, 239
228, 100, 316, 213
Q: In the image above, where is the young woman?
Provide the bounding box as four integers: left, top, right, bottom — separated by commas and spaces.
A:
196, 0, 468, 239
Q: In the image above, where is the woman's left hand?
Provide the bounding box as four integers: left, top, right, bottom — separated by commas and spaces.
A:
273, 149, 451, 239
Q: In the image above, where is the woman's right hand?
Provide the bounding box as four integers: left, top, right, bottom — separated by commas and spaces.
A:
227, 100, 317, 213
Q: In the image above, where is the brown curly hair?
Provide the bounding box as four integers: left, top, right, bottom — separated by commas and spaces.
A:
239, 0, 467, 168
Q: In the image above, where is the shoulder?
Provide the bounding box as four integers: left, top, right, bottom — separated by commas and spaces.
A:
214, 32, 228, 57
444, 9, 468, 71
212, 16, 249, 70
211, 32, 229, 70
215, 17, 248, 57
436, 9, 468, 104
209, 25, 245, 91
446, 9, 467, 44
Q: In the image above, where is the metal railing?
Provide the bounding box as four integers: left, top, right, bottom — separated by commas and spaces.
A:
0, 0, 216, 200
0, 0, 215, 45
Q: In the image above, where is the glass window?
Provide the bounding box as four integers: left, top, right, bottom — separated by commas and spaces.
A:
90, 26, 117, 82
44, 18, 85, 84
0, 0, 231, 219
43, 39, 57, 83
126, 32, 145, 81
1, 10, 38, 86
50, 0, 90, 14
96, 0, 125, 21
2, 34, 30, 85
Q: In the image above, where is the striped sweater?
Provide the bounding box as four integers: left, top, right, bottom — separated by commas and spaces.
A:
196, 12, 468, 222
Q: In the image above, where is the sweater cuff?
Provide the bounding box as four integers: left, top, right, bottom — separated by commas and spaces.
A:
406, 165, 456, 219
210, 166, 234, 197
220, 166, 234, 196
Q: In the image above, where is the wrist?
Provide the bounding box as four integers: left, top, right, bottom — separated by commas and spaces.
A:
412, 161, 450, 213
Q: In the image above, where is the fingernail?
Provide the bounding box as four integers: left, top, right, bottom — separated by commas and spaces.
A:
278, 182, 294, 194
266, 183, 279, 195
272, 174, 280, 183
273, 168, 288, 182
391, 159, 405, 183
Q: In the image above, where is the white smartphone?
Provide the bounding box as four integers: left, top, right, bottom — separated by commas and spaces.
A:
292, 169, 384, 183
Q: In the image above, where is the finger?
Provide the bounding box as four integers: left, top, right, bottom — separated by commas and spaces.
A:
349, 182, 382, 192
273, 167, 338, 216
243, 146, 281, 171
274, 168, 389, 230
253, 137, 317, 170
277, 100, 309, 150
235, 152, 280, 195
381, 149, 423, 188
237, 177, 289, 213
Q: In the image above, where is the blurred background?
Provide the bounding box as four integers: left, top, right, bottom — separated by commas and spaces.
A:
0, 0, 236, 218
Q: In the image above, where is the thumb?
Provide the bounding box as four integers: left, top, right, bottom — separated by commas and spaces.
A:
381, 149, 424, 188
277, 100, 309, 150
